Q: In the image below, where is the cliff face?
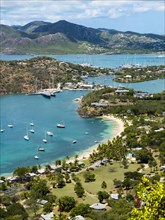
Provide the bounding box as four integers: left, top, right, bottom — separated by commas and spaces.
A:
0, 20, 164, 54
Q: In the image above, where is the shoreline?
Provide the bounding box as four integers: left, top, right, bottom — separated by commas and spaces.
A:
1, 115, 125, 178
68, 115, 125, 162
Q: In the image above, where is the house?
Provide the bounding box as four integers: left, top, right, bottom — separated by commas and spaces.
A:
28, 172, 36, 177
77, 161, 85, 166
78, 83, 94, 89
41, 212, 54, 220
0, 180, 4, 184
90, 203, 107, 210
154, 128, 164, 132
37, 168, 45, 174
124, 75, 132, 79
64, 82, 77, 89
115, 89, 129, 95
75, 216, 85, 220
68, 216, 85, 220
38, 199, 48, 206
91, 103, 108, 108
110, 193, 119, 200
160, 165, 165, 171
50, 165, 62, 170
133, 92, 150, 98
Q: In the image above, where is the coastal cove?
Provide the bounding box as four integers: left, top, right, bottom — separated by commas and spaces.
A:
0, 53, 164, 176
0, 91, 117, 176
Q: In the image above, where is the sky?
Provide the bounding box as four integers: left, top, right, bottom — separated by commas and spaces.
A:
1, 0, 165, 34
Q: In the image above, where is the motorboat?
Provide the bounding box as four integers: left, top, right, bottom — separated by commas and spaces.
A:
38, 147, 45, 151
72, 140, 77, 144
34, 155, 39, 159
56, 123, 65, 128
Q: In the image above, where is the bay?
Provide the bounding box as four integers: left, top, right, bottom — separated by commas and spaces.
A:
0, 91, 114, 175
0, 53, 164, 175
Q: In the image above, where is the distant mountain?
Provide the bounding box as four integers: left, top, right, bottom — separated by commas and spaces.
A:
0, 20, 164, 54
14, 21, 51, 33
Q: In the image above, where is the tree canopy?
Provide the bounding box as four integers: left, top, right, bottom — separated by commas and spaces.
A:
129, 177, 165, 220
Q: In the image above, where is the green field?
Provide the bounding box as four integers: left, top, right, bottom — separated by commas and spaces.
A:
49, 162, 140, 205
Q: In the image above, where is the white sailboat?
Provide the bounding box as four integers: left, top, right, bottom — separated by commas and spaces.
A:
30, 121, 34, 126
24, 128, 30, 141
43, 131, 47, 143
0, 128, 5, 132
29, 128, 35, 133
0, 121, 5, 132
46, 131, 53, 136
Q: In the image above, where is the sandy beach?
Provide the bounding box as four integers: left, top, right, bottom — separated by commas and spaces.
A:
72, 115, 125, 162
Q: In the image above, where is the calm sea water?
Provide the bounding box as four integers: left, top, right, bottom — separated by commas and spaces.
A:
0, 53, 165, 68
0, 91, 115, 175
86, 76, 165, 94
0, 54, 164, 175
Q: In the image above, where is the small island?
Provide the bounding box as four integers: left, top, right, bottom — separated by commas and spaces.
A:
113, 65, 165, 83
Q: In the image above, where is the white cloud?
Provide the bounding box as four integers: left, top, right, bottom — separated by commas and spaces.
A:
133, 1, 165, 13
1, 0, 164, 25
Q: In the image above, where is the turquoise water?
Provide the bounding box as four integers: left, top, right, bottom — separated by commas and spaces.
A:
0, 91, 114, 175
86, 76, 165, 94
0, 53, 164, 68
0, 53, 164, 175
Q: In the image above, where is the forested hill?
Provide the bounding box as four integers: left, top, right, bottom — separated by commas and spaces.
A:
0, 56, 109, 94
0, 20, 164, 54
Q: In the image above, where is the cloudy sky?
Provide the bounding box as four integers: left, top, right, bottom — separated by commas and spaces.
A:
1, 0, 164, 34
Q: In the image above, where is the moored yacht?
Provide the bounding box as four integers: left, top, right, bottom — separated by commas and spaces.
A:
56, 123, 65, 128
24, 135, 29, 141
0, 128, 5, 132
24, 128, 30, 140
30, 121, 34, 126
38, 147, 45, 151
29, 128, 35, 133
46, 131, 53, 136
43, 131, 47, 143
40, 90, 51, 98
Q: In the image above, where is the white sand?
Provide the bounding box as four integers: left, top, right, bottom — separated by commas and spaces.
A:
71, 115, 125, 162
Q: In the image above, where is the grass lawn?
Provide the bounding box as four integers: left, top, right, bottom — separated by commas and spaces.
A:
45, 161, 141, 205
77, 162, 140, 195
51, 181, 98, 204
